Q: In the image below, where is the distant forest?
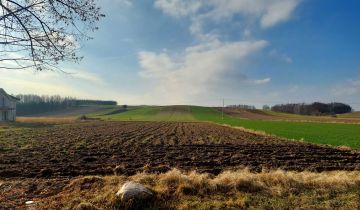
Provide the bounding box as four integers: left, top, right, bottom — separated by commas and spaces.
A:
16, 94, 117, 116
271, 102, 352, 115
227, 104, 256, 110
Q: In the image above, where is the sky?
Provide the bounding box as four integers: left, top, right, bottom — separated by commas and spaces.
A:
2, 0, 360, 109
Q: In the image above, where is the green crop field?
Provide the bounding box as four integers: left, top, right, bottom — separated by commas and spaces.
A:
191, 106, 360, 149
90, 106, 196, 122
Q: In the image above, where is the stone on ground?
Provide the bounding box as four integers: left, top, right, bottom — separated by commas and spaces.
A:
115, 181, 154, 209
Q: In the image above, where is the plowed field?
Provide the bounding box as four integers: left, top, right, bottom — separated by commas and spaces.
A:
221, 107, 360, 124
1, 122, 359, 178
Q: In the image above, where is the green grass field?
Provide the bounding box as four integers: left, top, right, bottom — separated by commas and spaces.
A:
90, 106, 196, 122
191, 106, 360, 148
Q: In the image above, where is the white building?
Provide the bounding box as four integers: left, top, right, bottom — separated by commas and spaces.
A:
0, 88, 19, 122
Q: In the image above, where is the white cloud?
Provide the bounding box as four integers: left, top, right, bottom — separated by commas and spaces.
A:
0, 68, 107, 98
0, 52, 34, 69
260, 0, 300, 28
332, 79, 360, 96
154, 0, 301, 37
253, 77, 271, 85
243, 29, 252, 39
269, 49, 293, 63
328, 79, 360, 110
144, 0, 302, 105
108, 0, 132, 7
154, 0, 202, 18
66, 70, 105, 85
138, 39, 268, 103
138, 51, 178, 78
1, 68, 153, 105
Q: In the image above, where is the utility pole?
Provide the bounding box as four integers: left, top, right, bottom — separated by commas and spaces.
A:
222, 98, 224, 120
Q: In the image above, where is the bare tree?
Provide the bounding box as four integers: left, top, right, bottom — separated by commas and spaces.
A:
0, 0, 104, 71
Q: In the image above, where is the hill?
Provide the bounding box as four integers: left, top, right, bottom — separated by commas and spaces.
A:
89, 105, 195, 122
84, 105, 360, 148
222, 107, 360, 124
14, 105, 360, 148
19, 105, 118, 117
338, 111, 360, 119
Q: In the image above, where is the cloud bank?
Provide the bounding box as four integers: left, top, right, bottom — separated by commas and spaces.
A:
155, 0, 301, 37
139, 0, 302, 104
1, 69, 109, 99
138, 39, 269, 103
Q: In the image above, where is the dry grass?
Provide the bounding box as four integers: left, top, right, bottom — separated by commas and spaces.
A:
225, 124, 270, 136
16, 116, 78, 124
31, 168, 360, 209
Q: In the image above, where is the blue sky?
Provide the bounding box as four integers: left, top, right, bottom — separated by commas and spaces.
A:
2, 0, 360, 109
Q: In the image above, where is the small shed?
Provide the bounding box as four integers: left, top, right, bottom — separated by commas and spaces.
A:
0, 88, 19, 122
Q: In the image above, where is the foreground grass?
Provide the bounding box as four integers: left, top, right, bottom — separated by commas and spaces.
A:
16, 116, 78, 124
192, 106, 360, 149
28, 169, 360, 209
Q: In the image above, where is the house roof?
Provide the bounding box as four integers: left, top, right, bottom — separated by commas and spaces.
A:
0, 88, 20, 101
9, 95, 20, 101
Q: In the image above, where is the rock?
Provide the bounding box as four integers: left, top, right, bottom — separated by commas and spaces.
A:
116, 181, 153, 202
115, 181, 154, 209
25, 201, 34, 205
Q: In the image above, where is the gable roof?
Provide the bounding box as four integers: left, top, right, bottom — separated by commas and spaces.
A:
0, 88, 20, 101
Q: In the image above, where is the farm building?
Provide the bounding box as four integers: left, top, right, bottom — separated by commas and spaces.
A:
0, 88, 19, 122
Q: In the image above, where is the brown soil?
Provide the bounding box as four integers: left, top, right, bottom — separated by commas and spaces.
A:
1, 122, 359, 180
222, 108, 280, 120
0, 178, 71, 209
222, 108, 360, 124
20, 106, 113, 117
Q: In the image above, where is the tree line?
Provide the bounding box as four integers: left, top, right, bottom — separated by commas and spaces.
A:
270, 102, 352, 115
227, 104, 256, 110
16, 94, 117, 116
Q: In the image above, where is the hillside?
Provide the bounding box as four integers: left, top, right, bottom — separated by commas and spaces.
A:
82, 106, 360, 149
338, 111, 360, 119
89, 105, 195, 122
18, 105, 117, 117
13, 105, 360, 148
222, 107, 360, 124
